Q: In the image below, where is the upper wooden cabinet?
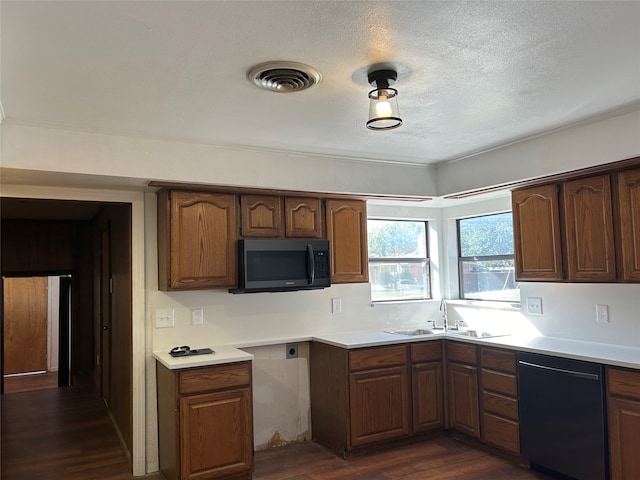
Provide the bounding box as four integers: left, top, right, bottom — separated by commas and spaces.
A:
325, 199, 369, 283
240, 195, 283, 237
563, 174, 616, 281
512, 165, 640, 283
158, 191, 237, 290
284, 197, 323, 238
618, 169, 640, 281
512, 184, 563, 281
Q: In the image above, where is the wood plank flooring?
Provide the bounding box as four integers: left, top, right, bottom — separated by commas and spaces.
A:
2, 379, 551, 480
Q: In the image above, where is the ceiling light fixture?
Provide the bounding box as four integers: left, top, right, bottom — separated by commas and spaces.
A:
366, 68, 402, 131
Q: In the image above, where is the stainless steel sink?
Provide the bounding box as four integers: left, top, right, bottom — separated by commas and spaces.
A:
447, 330, 508, 338
385, 328, 439, 336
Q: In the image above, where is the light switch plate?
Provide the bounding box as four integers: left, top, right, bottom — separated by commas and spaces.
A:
527, 297, 542, 315
331, 298, 342, 314
155, 308, 175, 328
191, 308, 204, 326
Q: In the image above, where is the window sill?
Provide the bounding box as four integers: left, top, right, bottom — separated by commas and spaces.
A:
446, 299, 521, 311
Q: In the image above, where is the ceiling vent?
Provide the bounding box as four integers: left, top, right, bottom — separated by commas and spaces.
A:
247, 61, 321, 93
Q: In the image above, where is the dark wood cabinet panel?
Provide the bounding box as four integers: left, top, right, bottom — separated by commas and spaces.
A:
607, 366, 640, 480
240, 195, 283, 237
158, 191, 237, 290
482, 412, 520, 455
412, 361, 444, 433
349, 366, 410, 447
349, 345, 407, 371
618, 168, 640, 281
447, 362, 480, 438
156, 361, 253, 480
325, 199, 369, 283
512, 184, 563, 281
563, 175, 616, 281
284, 197, 323, 238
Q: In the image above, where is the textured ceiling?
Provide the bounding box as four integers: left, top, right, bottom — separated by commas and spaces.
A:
2, 1, 639, 165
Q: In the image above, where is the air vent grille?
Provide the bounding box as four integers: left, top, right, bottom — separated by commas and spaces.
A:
247, 61, 321, 93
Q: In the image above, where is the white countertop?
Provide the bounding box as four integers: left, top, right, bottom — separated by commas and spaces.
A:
154, 345, 254, 370
312, 331, 640, 370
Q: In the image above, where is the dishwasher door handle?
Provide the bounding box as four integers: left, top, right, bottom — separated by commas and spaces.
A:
518, 360, 601, 381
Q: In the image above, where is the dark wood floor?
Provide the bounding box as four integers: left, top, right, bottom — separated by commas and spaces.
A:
2, 380, 550, 480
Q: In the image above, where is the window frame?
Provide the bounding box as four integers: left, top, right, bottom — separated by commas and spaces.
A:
456, 211, 518, 302
367, 218, 432, 303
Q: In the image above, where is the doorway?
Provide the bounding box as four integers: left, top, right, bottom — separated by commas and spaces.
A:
2, 275, 72, 394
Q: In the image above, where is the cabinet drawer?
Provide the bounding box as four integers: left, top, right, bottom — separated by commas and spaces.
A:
411, 341, 442, 363
349, 345, 407, 371
179, 362, 251, 396
482, 369, 517, 397
446, 341, 477, 365
608, 367, 640, 400
482, 412, 520, 455
481, 347, 516, 374
483, 391, 519, 421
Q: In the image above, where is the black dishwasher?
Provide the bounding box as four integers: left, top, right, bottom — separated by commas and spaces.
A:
517, 352, 608, 480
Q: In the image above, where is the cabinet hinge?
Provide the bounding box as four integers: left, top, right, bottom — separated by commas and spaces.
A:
176, 399, 180, 410
167, 191, 172, 201
109, 278, 114, 294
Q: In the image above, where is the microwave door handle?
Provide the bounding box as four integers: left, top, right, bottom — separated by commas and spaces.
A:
306, 244, 315, 285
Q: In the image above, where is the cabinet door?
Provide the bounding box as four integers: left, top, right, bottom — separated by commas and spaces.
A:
349, 366, 410, 447
608, 396, 640, 480
284, 197, 323, 238
512, 185, 563, 281
325, 199, 369, 283
241, 194, 283, 237
447, 363, 480, 438
618, 169, 640, 281
412, 362, 444, 433
180, 388, 253, 480
163, 191, 237, 290
563, 175, 616, 281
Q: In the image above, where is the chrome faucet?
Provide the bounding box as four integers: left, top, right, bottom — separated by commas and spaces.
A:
439, 299, 448, 331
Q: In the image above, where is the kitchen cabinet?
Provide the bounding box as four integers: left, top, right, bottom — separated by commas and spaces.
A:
563, 174, 616, 281
284, 197, 323, 238
158, 190, 237, 290
607, 366, 640, 480
512, 184, 563, 281
240, 194, 283, 237
618, 168, 640, 280
325, 199, 369, 284
411, 341, 444, 433
310, 342, 411, 455
446, 341, 480, 438
512, 166, 640, 283
156, 361, 253, 480
480, 347, 520, 456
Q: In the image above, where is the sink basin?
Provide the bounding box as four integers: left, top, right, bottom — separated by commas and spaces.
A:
447, 330, 508, 339
385, 328, 438, 336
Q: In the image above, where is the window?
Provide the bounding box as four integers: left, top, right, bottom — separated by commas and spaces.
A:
367, 219, 431, 302
457, 212, 519, 302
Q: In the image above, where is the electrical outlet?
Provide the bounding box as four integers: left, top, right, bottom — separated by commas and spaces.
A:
527, 297, 542, 316
155, 308, 175, 328
331, 298, 342, 314
191, 308, 204, 326
596, 304, 609, 323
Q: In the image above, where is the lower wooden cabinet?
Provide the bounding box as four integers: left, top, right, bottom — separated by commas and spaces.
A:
446, 341, 480, 438
156, 361, 254, 480
411, 341, 444, 433
607, 366, 640, 480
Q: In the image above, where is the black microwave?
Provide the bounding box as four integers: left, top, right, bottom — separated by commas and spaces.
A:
230, 239, 331, 293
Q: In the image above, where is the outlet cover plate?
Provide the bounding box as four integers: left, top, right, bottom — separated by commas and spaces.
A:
527, 297, 542, 316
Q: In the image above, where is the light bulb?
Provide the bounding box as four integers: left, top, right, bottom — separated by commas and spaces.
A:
376, 99, 392, 117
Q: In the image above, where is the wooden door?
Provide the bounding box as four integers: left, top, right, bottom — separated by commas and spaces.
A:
180, 388, 253, 480
325, 199, 369, 283
3, 277, 48, 375
100, 228, 112, 406
162, 191, 238, 290
512, 184, 563, 281
412, 362, 444, 433
563, 174, 616, 281
618, 168, 640, 281
284, 197, 323, 238
447, 363, 480, 438
608, 396, 640, 480
240, 195, 283, 237
349, 366, 410, 447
